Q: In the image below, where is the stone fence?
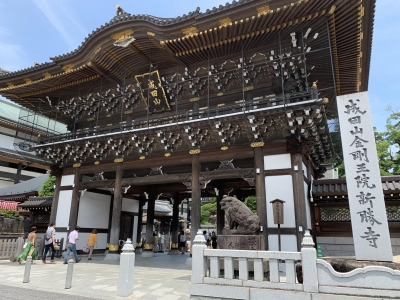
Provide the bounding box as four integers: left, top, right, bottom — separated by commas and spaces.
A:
189, 230, 400, 300
0, 214, 25, 234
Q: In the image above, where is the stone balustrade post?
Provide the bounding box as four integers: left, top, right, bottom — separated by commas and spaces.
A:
301, 230, 318, 293
117, 238, 136, 297
65, 259, 75, 289
23, 256, 32, 283
192, 229, 207, 284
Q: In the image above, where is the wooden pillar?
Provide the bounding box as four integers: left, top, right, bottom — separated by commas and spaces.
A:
144, 190, 156, 253
68, 167, 81, 232
291, 152, 308, 251
108, 162, 123, 253
169, 194, 180, 254
254, 147, 268, 250
216, 182, 224, 235
135, 199, 144, 252
14, 163, 22, 184
49, 169, 62, 224
190, 154, 201, 244
106, 194, 114, 249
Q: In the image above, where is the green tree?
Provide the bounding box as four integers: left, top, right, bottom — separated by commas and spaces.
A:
381, 108, 400, 174
38, 175, 56, 196
200, 198, 217, 225
328, 124, 345, 178
375, 131, 396, 175
244, 196, 257, 214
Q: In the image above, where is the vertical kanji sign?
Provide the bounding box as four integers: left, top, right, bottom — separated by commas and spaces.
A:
338, 92, 393, 261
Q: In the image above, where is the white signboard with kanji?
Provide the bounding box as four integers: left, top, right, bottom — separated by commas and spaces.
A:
337, 92, 393, 262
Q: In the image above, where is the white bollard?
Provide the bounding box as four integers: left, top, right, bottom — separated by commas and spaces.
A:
23, 256, 32, 283
65, 259, 75, 289
117, 238, 136, 297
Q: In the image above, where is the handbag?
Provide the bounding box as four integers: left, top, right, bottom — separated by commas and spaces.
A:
82, 246, 90, 253
28, 246, 35, 256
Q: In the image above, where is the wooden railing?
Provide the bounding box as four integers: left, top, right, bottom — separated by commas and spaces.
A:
0, 236, 64, 260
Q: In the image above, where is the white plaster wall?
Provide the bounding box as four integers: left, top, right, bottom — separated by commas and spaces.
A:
265, 175, 296, 228
0, 166, 44, 178
77, 192, 111, 229
302, 162, 307, 179
56, 190, 73, 227
61, 175, 74, 186
264, 154, 291, 170
268, 234, 298, 252
75, 232, 108, 250
304, 181, 312, 230
122, 198, 139, 213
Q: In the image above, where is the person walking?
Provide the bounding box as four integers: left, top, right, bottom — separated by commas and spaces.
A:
203, 230, 210, 248
18, 226, 38, 264
153, 231, 159, 253
42, 222, 57, 264
178, 230, 186, 254
87, 229, 98, 260
211, 231, 217, 249
63, 226, 81, 264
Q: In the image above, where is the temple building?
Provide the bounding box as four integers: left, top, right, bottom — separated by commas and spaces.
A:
0, 0, 376, 257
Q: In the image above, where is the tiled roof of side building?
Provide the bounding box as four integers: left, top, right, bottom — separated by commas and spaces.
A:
19, 196, 53, 208
0, 174, 49, 198
312, 176, 400, 199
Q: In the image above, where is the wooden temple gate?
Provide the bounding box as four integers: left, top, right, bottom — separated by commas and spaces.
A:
0, 0, 374, 258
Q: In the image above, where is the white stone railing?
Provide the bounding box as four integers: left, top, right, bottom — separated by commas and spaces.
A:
202, 249, 302, 290
189, 230, 400, 300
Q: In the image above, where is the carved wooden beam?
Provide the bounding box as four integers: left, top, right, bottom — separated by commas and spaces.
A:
79, 168, 254, 190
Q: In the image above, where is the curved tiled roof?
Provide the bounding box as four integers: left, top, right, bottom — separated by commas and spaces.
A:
0, 62, 56, 79
0, 0, 376, 112
0, 0, 253, 76
48, 1, 251, 62
0, 67, 9, 75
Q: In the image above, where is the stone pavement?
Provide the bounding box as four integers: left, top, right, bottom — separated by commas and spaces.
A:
0, 252, 192, 300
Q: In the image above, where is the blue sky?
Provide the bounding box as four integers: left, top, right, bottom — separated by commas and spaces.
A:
0, 0, 398, 132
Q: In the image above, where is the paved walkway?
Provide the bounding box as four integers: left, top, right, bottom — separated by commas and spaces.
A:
0, 252, 192, 300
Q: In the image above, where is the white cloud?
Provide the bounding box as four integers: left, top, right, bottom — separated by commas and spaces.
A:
0, 27, 27, 72
32, 0, 85, 50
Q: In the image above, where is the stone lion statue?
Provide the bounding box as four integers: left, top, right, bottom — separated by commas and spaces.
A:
220, 195, 260, 234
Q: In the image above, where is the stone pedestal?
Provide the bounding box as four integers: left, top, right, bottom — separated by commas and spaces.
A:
218, 235, 264, 250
